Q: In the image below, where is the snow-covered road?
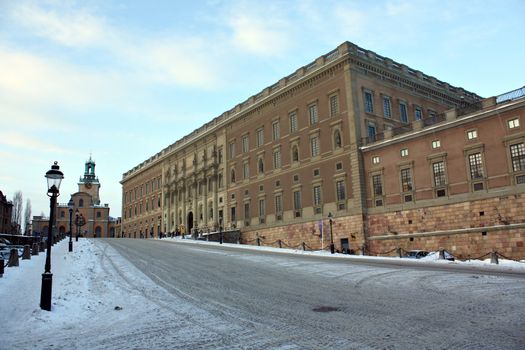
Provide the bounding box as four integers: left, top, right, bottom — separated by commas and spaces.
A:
1, 238, 524, 349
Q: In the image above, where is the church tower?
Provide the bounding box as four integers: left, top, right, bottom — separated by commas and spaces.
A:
79, 156, 101, 205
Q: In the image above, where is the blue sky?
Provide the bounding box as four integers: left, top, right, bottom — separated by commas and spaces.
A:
1, 0, 524, 221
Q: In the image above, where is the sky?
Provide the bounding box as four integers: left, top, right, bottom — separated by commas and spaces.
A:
1, 0, 524, 221
1, 238, 524, 348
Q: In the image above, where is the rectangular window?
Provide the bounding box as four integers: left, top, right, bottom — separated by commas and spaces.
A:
368, 123, 376, 140
289, 111, 298, 133
336, 180, 346, 201
273, 149, 281, 169
272, 121, 280, 140
258, 199, 265, 218
400, 148, 408, 157
275, 194, 283, 214
309, 103, 318, 125
400, 168, 413, 192
293, 190, 302, 210
311, 136, 320, 157
508, 118, 520, 129
383, 96, 392, 118
415, 106, 423, 121
364, 91, 374, 113
432, 140, 441, 149
313, 186, 322, 206
372, 175, 383, 196
510, 143, 525, 172
399, 102, 408, 123
329, 94, 339, 116
229, 142, 236, 158
433, 161, 446, 187
372, 156, 380, 164
244, 203, 250, 223
231, 206, 236, 222
467, 130, 478, 140
243, 162, 250, 179
468, 153, 484, 179
242, 135, 249, 153
256, 128, 264, 147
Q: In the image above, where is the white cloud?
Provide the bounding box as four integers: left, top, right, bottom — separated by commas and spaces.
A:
334, 5, 369, 40
0, 131, 74, 155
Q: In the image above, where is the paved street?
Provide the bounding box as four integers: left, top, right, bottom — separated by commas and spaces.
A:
106, 239, 525, 349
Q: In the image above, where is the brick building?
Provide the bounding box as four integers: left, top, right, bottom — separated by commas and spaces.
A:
33, 157, 117, 238
0, 190, 14, 234
120, 41, 524, 259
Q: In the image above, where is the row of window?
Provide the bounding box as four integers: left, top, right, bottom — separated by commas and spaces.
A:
229, 94, 340, 158
371, 141, 525, 206
363, 89, 437, 124
125, 177, 162, 204
124, 196, 161, 219
230, 130, 343, 183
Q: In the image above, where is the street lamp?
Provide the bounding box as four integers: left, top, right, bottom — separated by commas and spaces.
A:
68, 198, 74, 252
75, 209, 85, 241
219, 216, 223, 244
40, 161, 64, 311
328, 212, 335, 254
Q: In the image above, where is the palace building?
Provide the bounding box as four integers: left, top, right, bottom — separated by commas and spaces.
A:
32, 157, 117, 238
120, 41, 524, 259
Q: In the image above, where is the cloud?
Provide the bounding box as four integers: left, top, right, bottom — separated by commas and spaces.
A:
0, 131, 75, 155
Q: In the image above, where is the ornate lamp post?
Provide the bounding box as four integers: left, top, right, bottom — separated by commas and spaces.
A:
328, 212, 335, 254
219, 216, 223, 244
68, 198, 74, 252
75, 209, 86, 241
40, 161, 64, 311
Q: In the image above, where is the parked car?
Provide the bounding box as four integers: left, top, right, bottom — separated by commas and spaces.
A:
405, 250, 429, 259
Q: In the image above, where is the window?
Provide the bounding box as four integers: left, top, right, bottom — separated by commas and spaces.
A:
242, 135, 249, 153
364, 91, 374, 113
60, 211, 65, 218
97, 211, 101, 218
231, 206, 236, 222
258, 199, 265, 222
372, 156, 380, 165
372, 175, 383, 196
334, 130, 342, 149
218, 173, 223, 188
415, 106, 423, 121
400, 148, 409, 157
256, 128, 264, 147
244, 202, 250, 225
79, 199, 84, 207
230, 169, 236, 183
383, 96, 392, 118
468, 153, 484, 179
399, 101, 408, 123
313, 186, 322, 206
275, 194, 283, 218
429, 110, 437, 122
313, 169, 320, 177
467, 130, 478, 140
368, 123, 376, 141
229, 142, 236, 158
432, 161, 446, 187
510, 143, 525, 172
293, 190, 302, 210
336, 162, 343, 171
400, 168, 413, 192
243, 162, 250, 179
292, 145, 299, 163
309, 103, 318, 125
218, 149, 223, 163
336, 180, 346, 201
272, 121, 280, 140
432, 140, 441, 149
329, 94, 339, 116
289, 111, 298, 132
311, 136, 320, 157
258, 158, 264, 174
508, 118, 520, 129
273, 149, 281, 168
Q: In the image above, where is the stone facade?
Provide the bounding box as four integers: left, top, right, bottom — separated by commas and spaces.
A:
120, 41, 524, 259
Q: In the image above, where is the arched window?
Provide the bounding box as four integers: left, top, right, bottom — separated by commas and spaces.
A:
292, 146, 299, 163
79, 198, 84, 207
334, 130, 342, 149
231, 169, 236, 183
258, 158, 264, 174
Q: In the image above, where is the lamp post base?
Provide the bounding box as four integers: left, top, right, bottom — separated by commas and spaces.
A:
40, 272, 53, 311
69, 241, 73, 252
330, 243, 335, 254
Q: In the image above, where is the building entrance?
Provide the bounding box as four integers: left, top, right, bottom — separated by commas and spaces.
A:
187, 212, 194, 235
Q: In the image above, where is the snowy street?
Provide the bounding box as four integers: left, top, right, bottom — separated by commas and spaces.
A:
1, 238, 524, 349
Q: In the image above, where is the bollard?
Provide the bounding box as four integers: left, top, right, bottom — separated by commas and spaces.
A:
22, 245, 31, 260
396, 247, 402, 258
278, 240, 282, 248
439, 248, 445, 260
39, 241, 45, 252
490, 251, 499, 264
8, 248, 19, 267
0, 259, 3, 277
32, 243, 39, 256
256, 237, 261, 246
302, 242, 306, 251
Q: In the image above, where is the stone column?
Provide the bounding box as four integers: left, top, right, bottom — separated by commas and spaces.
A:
193, 178, 198, 230
213, 172, 218, 229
